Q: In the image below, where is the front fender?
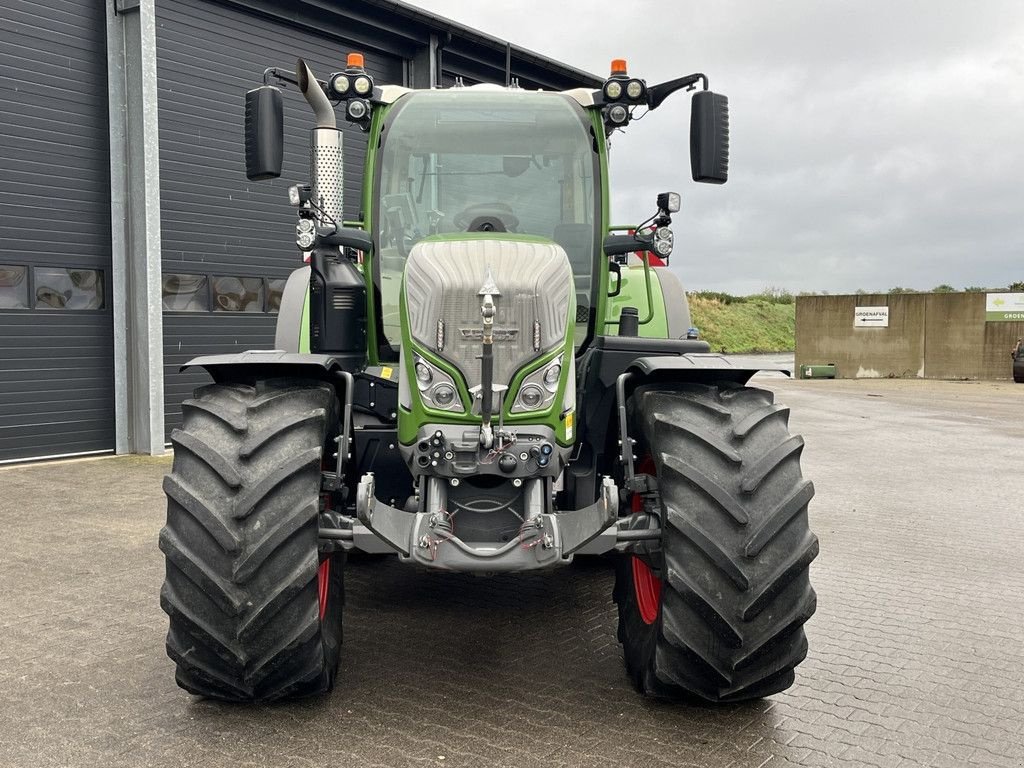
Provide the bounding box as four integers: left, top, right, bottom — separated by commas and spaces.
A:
626, 353, 786, 386
273, 266, 310, 353
181, 350, 343, 384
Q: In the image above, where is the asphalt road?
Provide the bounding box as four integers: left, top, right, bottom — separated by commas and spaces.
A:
1, 378, 1022, 768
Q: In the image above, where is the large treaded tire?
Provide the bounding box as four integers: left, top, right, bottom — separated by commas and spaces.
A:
614, 383, 818, 703
159, 379, 344, 702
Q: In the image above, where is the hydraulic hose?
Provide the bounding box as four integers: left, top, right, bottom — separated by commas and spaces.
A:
479, 290, 497, 448
480, 345, 494, 425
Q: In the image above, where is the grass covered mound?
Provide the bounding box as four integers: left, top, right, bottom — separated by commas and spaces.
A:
688, 291, 795, 354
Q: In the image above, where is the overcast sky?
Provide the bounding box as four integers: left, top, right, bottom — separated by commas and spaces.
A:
412, 0, 1024, 295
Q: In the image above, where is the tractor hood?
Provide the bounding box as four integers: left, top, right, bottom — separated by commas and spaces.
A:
403, 236, 573, 393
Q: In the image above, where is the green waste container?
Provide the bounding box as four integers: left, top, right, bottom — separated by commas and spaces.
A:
800, 364, 836, 379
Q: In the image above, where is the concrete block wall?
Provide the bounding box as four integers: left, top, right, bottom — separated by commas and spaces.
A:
795, 293, 1024, 380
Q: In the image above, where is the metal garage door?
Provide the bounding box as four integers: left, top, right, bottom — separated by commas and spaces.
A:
0, 0, 114, 462
155, 0, 404, 438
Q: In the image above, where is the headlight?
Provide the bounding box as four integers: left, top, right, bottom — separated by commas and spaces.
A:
510, 355, 563, 413
413, 356, 463, 412
657, 191, 681, 213
331, 74, 350, 96
519, 384, 544, 410
604, 80, 623, 101
653, 226, 673, 257
295, 218, 316, 250
415, 361, 433, 385
432, 384, 456, 407
353, 75, 372, 95
606, 104, 629, 125
542, 355, 563, 392
346, 99, 369, 121
625, 79, 644, 100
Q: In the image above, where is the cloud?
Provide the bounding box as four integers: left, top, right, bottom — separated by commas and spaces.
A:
412, 0, 1024, 293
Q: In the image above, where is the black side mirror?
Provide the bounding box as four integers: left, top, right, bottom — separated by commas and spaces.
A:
690, 90, 729, 184
245, 85, 284, 180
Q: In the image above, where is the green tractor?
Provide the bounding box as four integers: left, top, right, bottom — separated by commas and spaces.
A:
159, 52, 817, 704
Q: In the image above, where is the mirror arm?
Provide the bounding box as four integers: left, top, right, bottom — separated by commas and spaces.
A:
263, 66, 331, 94
646, 73, 708, 111
604, 231, 667, 277
263, 67, 298, 88
316, 225, 373, 254
604, 233, 651, 257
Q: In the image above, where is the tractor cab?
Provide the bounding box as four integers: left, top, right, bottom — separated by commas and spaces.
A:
374, 87, 599, 357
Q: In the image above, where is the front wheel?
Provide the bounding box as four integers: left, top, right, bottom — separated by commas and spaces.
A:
614, 383, 818, 703
159, 379, 344, 701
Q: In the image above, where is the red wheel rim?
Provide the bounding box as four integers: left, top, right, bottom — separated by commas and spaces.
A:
318, 456, 332, 623
317, 558, 330, 621
631, 455, 661, 625
632, 556, 662, 625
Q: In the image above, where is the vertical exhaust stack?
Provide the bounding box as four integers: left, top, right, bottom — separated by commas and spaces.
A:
297, 59, 344, 227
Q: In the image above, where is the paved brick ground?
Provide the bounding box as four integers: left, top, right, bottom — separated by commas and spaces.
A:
1, 378, 1023, 768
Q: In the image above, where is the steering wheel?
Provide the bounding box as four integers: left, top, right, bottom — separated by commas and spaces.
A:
453, 203, 520, 232
382, 206, 418, 258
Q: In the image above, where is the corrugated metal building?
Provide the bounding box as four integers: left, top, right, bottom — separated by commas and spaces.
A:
0, 0, 600, 462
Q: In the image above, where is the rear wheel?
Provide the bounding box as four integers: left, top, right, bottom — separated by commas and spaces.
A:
159, 379, 344, 701
614, 383, 818, 703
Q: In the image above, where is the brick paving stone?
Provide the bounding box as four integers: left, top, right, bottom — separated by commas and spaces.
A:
1, 379, 1023, 767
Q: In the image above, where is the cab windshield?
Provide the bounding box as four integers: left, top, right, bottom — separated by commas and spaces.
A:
375, 89, 598, 356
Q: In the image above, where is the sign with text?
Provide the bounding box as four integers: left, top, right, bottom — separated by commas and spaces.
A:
985, 293, 1024, 322
854, 306, 889, 328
